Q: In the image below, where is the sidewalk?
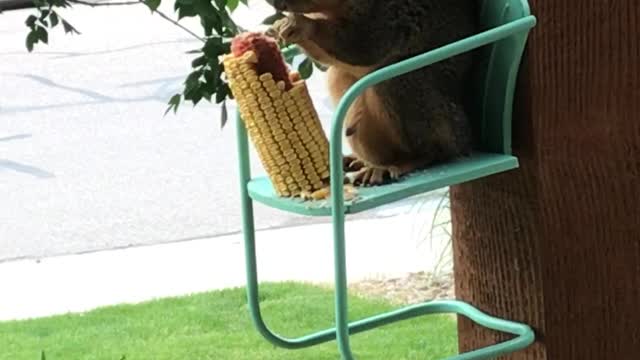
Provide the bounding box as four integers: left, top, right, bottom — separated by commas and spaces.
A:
0, 211, 451, 321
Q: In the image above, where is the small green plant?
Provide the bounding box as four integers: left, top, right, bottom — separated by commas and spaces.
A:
408, 189, 453, 283
426, 189, 453, 281
16, 0, 319, 127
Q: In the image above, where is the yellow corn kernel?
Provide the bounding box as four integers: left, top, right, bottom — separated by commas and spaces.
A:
259, 73, 273, 81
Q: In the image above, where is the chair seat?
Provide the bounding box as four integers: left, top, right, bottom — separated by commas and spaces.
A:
247, 152, 518, 217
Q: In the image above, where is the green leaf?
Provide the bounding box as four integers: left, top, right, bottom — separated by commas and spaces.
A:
193, 0, 221, 35
175, 2, 197, 19
202, 37, 225, 59
61, 20, 80, 35
143, 0, 161, 11
25, 15, 38, 29
36, 26, 48, 44
213, 0, 238, 34
203, 68, 219, 87
26, 30, 38, 52
184, 69, 203, 90
262, 12, 285, 25
220, 100, 228, 128
285, 54, 295, 65
199, 17, 212, 37
191, 55, 207, 68
201, 88, 212, 101
183, 80, 203, 105
165, 94, 181, 116
226, 0, 238, 12
41, 351, 46, 360
215, 82, 229, 104
49, 12, 59, 27
219, 14, 238, 35
191, 91, 203, 105
200, 70, 218, 101
298, 57, 313, 79
49, 0, 69, 7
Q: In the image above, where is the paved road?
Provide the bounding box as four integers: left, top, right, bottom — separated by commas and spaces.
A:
0, 3, 445, 262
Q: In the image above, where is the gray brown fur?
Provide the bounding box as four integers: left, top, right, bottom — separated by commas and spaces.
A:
268, 0, 477, 184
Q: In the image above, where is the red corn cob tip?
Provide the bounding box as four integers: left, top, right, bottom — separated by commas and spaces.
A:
231, 32, 293, 90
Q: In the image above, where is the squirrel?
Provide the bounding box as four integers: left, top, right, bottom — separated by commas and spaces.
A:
267, 0, 477, 185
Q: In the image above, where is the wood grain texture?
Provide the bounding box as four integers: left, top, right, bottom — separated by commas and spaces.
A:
452, 1, 640, 359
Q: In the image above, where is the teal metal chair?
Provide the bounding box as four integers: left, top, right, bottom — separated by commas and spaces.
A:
236, 1, 537, 358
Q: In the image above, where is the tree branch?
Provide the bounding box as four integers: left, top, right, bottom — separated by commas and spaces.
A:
148, 3, 204, 42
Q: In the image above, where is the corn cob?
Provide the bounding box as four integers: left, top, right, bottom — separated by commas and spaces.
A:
224, 32, 331, 198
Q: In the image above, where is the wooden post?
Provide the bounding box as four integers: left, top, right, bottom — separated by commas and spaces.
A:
451, 1, 640, 358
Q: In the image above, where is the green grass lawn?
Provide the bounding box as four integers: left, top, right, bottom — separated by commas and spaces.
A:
0, 282, 457, 360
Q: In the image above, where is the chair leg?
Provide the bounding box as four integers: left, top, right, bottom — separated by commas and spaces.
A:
238, 113, 352, 348
238, 115, 337, 348
332, 202, 355, 359
239, 190, 361, 350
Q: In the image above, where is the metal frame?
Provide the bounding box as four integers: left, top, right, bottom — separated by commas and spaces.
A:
236, 12, 537, 360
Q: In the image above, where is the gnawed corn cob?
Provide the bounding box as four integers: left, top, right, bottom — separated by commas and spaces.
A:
225, 32, 331, 198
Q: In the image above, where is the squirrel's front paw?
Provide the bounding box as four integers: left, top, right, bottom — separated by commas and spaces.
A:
268, 15, 311, 44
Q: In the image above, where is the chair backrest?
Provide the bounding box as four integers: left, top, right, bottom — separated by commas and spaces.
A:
470, 0, 532, 154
